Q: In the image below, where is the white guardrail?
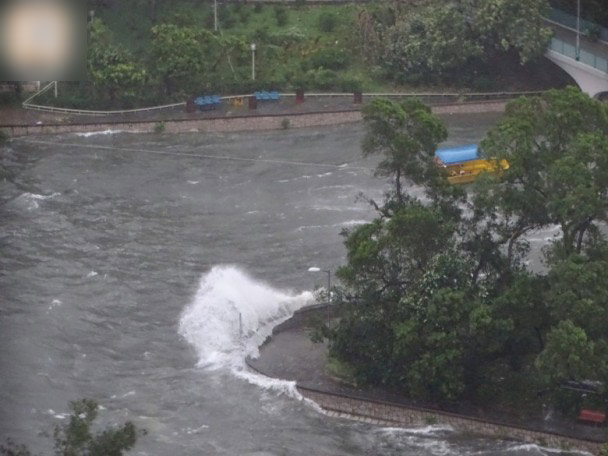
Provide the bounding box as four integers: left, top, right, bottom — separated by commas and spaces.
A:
22, 84, 543, 117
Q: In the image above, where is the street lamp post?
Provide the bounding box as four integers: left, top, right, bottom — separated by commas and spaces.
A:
308, 267, 331, 328
576, 0, 581, 60
251, 43, 256, 81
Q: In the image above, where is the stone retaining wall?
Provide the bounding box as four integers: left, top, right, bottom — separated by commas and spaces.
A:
298, 387, 602, 454
1, 101, 507, 138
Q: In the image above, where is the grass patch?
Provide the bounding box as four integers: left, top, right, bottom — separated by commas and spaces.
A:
326, 356, 359, 387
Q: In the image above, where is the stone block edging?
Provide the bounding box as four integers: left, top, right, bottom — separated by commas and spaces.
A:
1, 100, 507, 138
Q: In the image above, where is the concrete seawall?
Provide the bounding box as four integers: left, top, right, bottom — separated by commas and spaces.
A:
248, 304, 604, 455
1, 101, 507, 138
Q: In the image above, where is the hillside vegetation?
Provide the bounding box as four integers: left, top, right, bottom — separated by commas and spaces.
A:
32, 0, 572, 109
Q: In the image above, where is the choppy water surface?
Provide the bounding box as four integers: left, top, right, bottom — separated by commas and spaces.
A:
0, 115, 576, 455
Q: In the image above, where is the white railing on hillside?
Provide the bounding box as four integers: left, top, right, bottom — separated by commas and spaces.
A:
22, 89, 544, 117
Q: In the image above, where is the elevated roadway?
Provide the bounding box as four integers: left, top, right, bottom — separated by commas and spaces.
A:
545, 21, 608, 98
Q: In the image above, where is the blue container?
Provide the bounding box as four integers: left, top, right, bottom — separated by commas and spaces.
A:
435, 144, 478, 165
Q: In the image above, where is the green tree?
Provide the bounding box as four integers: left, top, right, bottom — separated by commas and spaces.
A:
331, 202, 456, 386
391, 252, 502, 401
361, 98, 448, 208
150, 24, 219, 96
337, 202, 456, 300
383, 4, 482, 81
479, 87, 608, 257
1, 399, 145, 456
535, 320, 599, 387
88, 19, 146, 102
546, 253, 608, 339
465, 0, 553, 64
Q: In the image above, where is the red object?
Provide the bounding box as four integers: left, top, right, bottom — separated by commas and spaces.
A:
295, 89, 304, 104
578, 409, 606, 425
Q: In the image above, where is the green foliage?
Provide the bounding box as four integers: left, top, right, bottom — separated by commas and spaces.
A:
88, 19, 146, 102
218, 5, 236, 29
280, 118, 291, 130
367, 0, 551, 82
307, 48, 349, 71
361, 98, 448, 204
0, 130, 8, 143
339, 75, 363, 93
154, 121, 165, 133
480, 87, 608, 257
535, 320, 598, 387
468, 0, 552, 64
331, 88, 608, 409
150, 24, 217, 96
1, 399, 145, 456
274, 6, 288, 27
586, 24, 602, 42
383, 4, 482, 82
318, 12, 338, 33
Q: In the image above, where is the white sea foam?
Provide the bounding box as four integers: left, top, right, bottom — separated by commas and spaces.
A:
506, 443, 590, 455
178, 266, 313, 394
12, 192, 60, 211
27, 192, 60, 200
75, 129, 128, 137
340, 220, 368, 227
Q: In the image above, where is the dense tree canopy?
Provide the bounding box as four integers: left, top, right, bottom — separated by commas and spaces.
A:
361, 98, 449, 208
370, 0, 552, 82
330, 89, 608, 413
383, 4, 482, 81
88, 19, 146, 102
479, 87, 608, 257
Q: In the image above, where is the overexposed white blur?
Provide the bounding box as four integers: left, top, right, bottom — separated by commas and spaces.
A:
0, 0, 85, 80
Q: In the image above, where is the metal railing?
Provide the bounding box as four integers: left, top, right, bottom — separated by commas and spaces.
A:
22, 88, 543, 118
546, 7, 608, 44
548, 37, 608, 73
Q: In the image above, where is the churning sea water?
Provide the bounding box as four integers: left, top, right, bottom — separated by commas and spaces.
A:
0, 118, 579, 455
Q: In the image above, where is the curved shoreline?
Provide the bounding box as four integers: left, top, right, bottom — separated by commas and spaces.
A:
247, 305, 604, 455
0, 100, 506, 138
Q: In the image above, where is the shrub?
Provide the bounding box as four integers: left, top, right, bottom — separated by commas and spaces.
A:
308, 47, 349, 71
154, 121, 165, 133
586, 24, 601, 42
254, 3, 263, 14
274, 6, 288, 27
253, 27, 269, 42
238, 7, 251, 24
204, 11, 214, 30
218, 6, 236, 29
281, 118, 290, 129
0, 130, 8, 143
318, 12, 338, 33
311, 68, 338, 90
339, 75, 363, 92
